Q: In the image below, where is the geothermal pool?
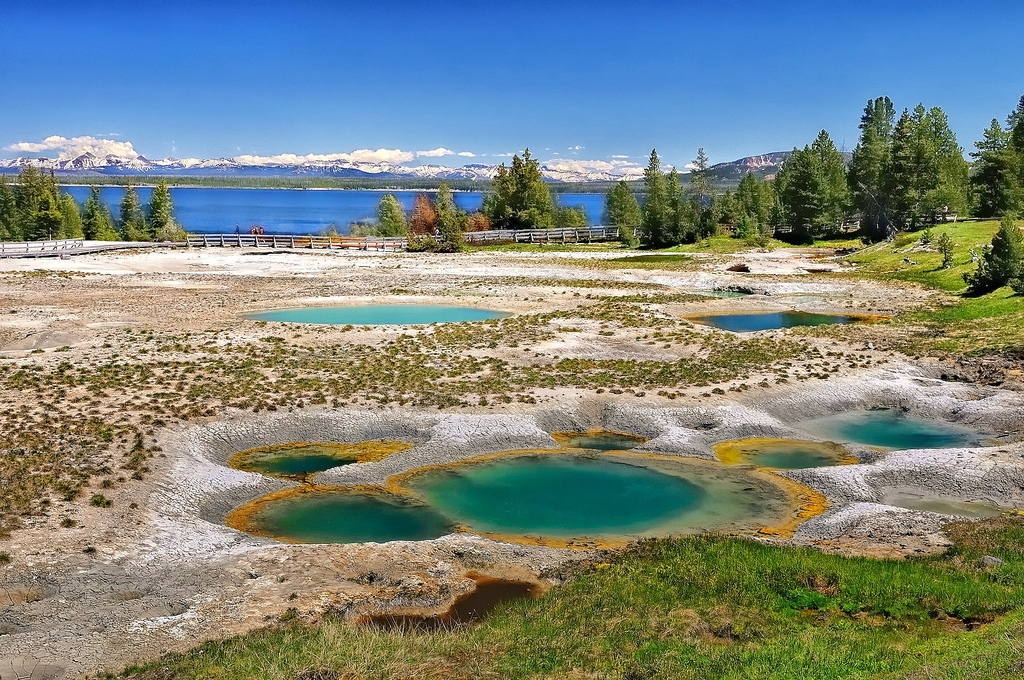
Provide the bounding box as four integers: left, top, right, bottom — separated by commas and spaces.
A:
247, 305, 509, 325
800, 409, 985, 449
230, 451, 803, 545
714, 438, 855, 469
686, 310, 859, 332
229, 441, 411, 479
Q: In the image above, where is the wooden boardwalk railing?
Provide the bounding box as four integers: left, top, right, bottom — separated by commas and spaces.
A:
185, 234, 408, 251
461, 226, 621, 244
0, 238, 85, 257
0, 226, 625, 259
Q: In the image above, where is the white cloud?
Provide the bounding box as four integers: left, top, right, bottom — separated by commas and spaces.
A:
491, 152, 515, 157
684, 163, 698, 170
568, 145, 585, 151
611, 154, 630, 159
417, 148, 477, 158
235, 148, 416, 165
543, 158, 640, 174
7, 135, 140, 160
417, 147, 454, 157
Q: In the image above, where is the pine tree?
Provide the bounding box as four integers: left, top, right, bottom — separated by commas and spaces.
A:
605, 180, 641, 246
849, 96, 896, 238
965, 214, 1024, 294
58, 193, 84, 239
83, 187, 119, 241
119, 185, 149, 241
434, 183, 465, 250
375, 193, 407, 237
971, 119, 1018, 218
484, 149, 555, 230
0, 176, 17, 241
148, 180, 185, 240
776, 145, 824, 242
810, 130, 852, 233
665, 168, 684, 243
688, 148, 715, 241
641, 149, 668, 246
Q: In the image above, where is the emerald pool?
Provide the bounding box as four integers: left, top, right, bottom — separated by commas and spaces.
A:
248, 305, 509, 325
686, 311, 857, 332
800, 409, 984, 450
235, 491, 454, 544
229, 441, 410, 480
230, 452, 800, 545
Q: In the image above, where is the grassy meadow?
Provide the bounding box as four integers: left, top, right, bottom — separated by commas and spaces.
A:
119, 520, 1024, 679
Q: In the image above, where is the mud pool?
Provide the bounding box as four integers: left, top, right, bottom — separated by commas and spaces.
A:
686, 310, 859, 332
247, 304, 509, 325
800, 409, 986, 449
552, 431, 647, 451
714, 438, 855, 469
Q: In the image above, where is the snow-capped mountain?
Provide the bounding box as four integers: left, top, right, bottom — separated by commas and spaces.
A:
0, 151, 803, 183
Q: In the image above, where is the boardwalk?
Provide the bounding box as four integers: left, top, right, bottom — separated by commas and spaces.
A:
0, 226, 624, 259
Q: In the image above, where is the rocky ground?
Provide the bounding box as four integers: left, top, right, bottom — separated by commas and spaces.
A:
0, 245, 1021, 679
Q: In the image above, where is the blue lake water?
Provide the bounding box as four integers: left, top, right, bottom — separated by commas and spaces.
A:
62, 186, 607, 236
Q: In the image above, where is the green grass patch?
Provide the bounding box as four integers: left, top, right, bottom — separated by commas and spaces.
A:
122, 521, 1024, 679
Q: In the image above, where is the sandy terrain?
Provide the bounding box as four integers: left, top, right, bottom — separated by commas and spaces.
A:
0, 246, 1020, 679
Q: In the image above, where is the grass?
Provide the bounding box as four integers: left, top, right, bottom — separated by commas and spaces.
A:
120, 520, 1024, 679
821, 219, 1024, 357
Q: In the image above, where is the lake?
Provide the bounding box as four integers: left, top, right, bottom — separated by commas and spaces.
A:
62, 186, 608, 236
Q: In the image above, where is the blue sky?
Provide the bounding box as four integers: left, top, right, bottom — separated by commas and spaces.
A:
2, 0, 1022, 172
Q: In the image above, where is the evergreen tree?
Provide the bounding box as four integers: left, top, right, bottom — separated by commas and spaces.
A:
734, 172, 775, 226
604, 180, 641, 246
58, 193, 84, 239
0, 176, 17, 241
375, 193, 407, 237
484, 149, 555, 230
965, 214, 1024, 294
971, 119, 1019, 218
885, 105, 969, 231
775, 145, 824, 242
665, 168, 684, 243
434, 183, 465, 250
148, 180, 185, 240
554, 205, 588, 229
641, 149, 669, 246
810, 130, 852, 233
687, 148, 715, 241
849, 96, 896, 238
83, 187, 119, 240
119, 185, 149, 241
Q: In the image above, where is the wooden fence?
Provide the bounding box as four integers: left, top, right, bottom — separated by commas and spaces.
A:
0, 238, 85, 257
185, 234, 408, 251
461, 226, 621, 244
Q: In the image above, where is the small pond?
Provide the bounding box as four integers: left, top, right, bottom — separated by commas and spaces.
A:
686, 310, 859, 332
232, 490, 455, 544
248, 305, 509, 325
229, 441, 411, 480
800, 409, 985, 450
552, 431, 647, 451
714, 438, 854, 469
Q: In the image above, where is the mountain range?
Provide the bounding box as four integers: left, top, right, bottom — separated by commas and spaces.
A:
0, 151, 795, 183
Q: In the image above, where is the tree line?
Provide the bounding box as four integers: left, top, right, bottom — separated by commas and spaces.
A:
366, 150, 590, 251
601, 94, 1024, 246
0, 168, 186, 242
